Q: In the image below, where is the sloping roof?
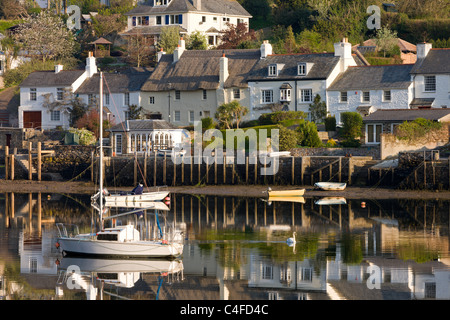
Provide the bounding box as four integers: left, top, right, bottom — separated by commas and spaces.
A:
410, 49, 450, 74
121, 25, 188, 36
359, 38, 416, 53
246, 53, 341, 81
75, 68, 152, 94
109, 119, 179, 132
328, 64, 413, 91
410, 98, 435, 108
126, 0, 251, 17
363, 108, 450, 123
19, 70, 86, 87
89, 37, 112, 45
141, 49, 261, 91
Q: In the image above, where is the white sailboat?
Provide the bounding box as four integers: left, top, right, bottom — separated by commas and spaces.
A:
56, 72, 183, 259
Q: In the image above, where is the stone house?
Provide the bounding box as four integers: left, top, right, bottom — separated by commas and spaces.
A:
361, 108, 450, 145
327, 64, 414, 124
410, 43, 450, 109
122, 0, 251, 47
246, 39, 357, 120
109, 119, 187, 155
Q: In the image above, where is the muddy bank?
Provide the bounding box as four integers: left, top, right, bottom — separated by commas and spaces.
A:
0, 179, 449, 200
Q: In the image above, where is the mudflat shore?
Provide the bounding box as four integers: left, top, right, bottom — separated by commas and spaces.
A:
0, 179, 449, 200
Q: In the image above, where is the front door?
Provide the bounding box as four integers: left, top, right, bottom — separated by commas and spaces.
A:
23, 111, 42, 129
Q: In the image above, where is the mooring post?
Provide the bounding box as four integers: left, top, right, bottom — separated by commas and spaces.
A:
28, 142, 32, 180
291, 156, 295, 185
5, 145, 9, 180
10, 154, 14, 181
37, 142, 41, 182
153, 154, 157, 186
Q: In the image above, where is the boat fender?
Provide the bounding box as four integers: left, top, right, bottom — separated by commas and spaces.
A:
162, 240, 168, 245
55, 259, 60, 265
164, 196, 170, 201
55, 242, 60, 248
361, 202, 366, 208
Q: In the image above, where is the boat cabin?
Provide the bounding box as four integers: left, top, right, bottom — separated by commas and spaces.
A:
97, 225, 140, 242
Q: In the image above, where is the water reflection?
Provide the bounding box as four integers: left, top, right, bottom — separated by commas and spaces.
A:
0, 192, 449, 300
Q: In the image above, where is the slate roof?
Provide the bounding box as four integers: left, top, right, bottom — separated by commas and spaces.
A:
75, 68, 152, 94
246, 53, 341, 81
354, 38, 416, 53
328, 64, 413, 91
141, 49, 261, 91
121, 25, 188, 36
19, 70, 86, 87
362, 108, 450, 123
126, 0, 251, 17
109, 119, 179, 132
410, 49, 450, 74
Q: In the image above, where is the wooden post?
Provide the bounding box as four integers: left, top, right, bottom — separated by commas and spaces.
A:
163, 153, 167, 185
246, 156, 249, 184
348, 157, 353, 185
144, 152, 147, 184
198, 155, 201, 184
134, 153, 138, 186
254, 156, 257, 185
214, 154, 217, 185
10, 154, 14, 180
28, 142, 32, 180
206, 156, 209, 184
338, 157, 342, 182
5, 145, 9, 180
223, 156, 226, 184
181, 157, 185, 185
153, 154, 157, 186
90, 151, 94, 182
37, 142, 41, 182
173, 154, 176, 186
424, 161, 427, 187
190, 156, 193, 184
291, 156, 295, 185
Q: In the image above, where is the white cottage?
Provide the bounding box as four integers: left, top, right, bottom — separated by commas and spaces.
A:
123, 0, 252, 47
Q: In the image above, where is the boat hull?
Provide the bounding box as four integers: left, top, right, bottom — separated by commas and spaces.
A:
268, 196, 305, 203
105, 191, 169, 203
268, 189, 305, 197
57, 238, 183, 259
314, 182, 347, 191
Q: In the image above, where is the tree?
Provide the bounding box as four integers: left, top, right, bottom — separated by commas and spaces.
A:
217, 22, 256, 49
278, 125, 299, 151
158, 26, 181, 54
375, 26, 398, 58
127, 30, 154, 67
341, 112, 363, 140
0, 36, 21, 71
215, 101, 249, 129
0, 0, 28, 19
309, 94, 327, 123
14, 11, 76, 62
127, 104, 144, 120
91, 13, 127, 45
297, 120, 323, 147
186, 31, 208, 50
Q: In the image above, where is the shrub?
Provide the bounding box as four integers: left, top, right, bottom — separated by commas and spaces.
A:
297, 121, 323, 147
325, 138, 337, 147
396, 118, 443, 141
277, 125, 299, 151
324, 115, 336, 131
341, 112, 363, 140
201, 117, 217, 131
258, 111, 306, 125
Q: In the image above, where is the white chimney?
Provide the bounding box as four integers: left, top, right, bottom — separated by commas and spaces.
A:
86, 51, 97, 78
173, 37, 186, 63
416, 42, 432, 59
55, 64, 63, 73
194, 0, 201, 10
334, 38, 355, 70
157, 48, 166, 62
219, 53, 229, 87
260, 40, 272, 59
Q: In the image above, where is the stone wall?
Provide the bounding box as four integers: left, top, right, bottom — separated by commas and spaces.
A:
291, 146, 380, 159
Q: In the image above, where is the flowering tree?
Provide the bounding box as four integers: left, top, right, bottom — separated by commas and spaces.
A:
217, 22, 256, 49
14, 11, 76, 62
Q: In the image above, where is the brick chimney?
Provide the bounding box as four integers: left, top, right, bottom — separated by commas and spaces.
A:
219, 53, 229, 88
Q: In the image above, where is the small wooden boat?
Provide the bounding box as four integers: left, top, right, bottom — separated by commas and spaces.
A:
314, 182, 347, 191
268, 196, 305, 203
315, 197, 347, 205
267, 188, 305, 197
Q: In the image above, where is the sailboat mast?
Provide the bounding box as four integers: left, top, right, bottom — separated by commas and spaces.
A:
99, 72, 104, 225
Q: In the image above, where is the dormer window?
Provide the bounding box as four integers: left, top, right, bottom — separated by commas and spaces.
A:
155, 0, 171, 6
280, 83, 292, 102
268, 64, 277, 76
298, 63, 307, 75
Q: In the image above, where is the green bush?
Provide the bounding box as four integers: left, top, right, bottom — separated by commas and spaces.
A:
258, 111, 306, 125
297, 121, 323, 147
324, 115, 336, 131
396, 118, 443, 141
341, 112, 363, 140
277, 125, 299, 151
201, 117, 217, 131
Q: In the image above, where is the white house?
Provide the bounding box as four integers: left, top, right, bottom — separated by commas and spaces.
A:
74, 67, 152, 125
140, 37, 261, 125
18, 53, 98, 130
410, 43, 450, 109
246, 38, 358, 120
122, 0, 252, 47
327, 64, 414, 124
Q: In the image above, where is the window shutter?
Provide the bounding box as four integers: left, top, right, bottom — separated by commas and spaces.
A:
165, 15, 169, 24
179, 14, 183, 24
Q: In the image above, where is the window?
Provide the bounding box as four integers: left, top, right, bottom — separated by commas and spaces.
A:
124, 92, 130, 106
149, 96, 155, 104
142, 16, 149, 26
50, 110, 60, 121
175, 90, 181, 100
223, 17, 230, 22
174, 110, 181, 122
261, 263, 273, 280
301, 268, 313, 282
383, 90, 391, 102
280, 89, 291, 102
104, 93, 110, 105
237, 18, 244, 24
156, 16, 162, 25
202, 90, 207, 100
424, 75, 436, 92
56, 88, 64, 101
88, 94, 96, 105
124, 111, 131, 120
425, 282, 436, 299
367, 124, 382, 144
298, 63, 306, 75
233, 88, 241, 99
262, 90, 273, 103
115, 134, 122, 154
189, 110, 194, 122
213, 17, 217, 22
268, 64, 277, 76
300, 89, 312, 102
362, 91, 370, 102
30, 88, 37, 101
168, 14, 181, 25
340, 91, 348, 102
201, 16, 206, 23
208, 35, 215, 46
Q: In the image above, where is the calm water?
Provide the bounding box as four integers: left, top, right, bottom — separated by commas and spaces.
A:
0, 192, 449, 300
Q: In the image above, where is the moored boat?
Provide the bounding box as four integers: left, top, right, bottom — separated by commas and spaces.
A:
314, 182, 347, 191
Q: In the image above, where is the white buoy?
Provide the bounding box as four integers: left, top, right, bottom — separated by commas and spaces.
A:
286, 232, 296, 247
